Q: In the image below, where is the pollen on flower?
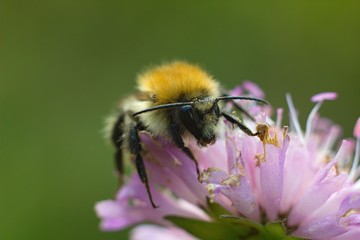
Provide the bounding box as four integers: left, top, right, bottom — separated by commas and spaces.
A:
255, 154, 265, 166
342, 209, 360, 219
256, 124, 279, 147
221, 175, 241, 186
255, 124, 280, 165
205, 184, 216, 200
236, 160, 246, 176
200, 167, 220, 183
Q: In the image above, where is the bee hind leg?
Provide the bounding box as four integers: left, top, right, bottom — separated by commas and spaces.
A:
111, 114, 125, 184
129, 124, 159, 208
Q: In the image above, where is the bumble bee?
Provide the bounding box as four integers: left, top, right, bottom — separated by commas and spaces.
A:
107, 61, 267, 208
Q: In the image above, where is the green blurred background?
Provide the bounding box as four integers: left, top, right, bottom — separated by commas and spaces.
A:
1, 1, 359, 239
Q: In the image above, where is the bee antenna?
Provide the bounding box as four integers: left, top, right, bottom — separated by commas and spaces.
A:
216, 96, 268, 105
133, 102, 193, 117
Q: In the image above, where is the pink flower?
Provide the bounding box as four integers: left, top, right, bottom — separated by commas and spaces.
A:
131, 225, 197, 240
95, 84, 360, 239
95, 174, 209, 231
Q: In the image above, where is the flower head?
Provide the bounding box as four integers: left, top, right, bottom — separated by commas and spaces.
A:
96, 83, 360, 239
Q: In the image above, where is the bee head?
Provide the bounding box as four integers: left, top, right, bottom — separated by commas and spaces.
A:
132, 95, 267, 146
178, 97, 220, 146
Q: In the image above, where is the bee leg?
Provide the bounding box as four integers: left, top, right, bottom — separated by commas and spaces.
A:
129, 124, 159, 208
221, 112, 259, 136
111, 114, 125, 184
169, 123, 200, 180
221, 94, 255, 121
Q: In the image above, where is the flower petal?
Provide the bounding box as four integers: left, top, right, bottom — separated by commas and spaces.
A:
217, 176, 259, 219
293, 214, 347, 239
332, 229, 360, 240
259, 134, 289, 220
311, 92, 337, 102
95, 200, 122, 219
131, 225, 197, 240
242, 81, 265, 98
338, 192, 360, 217
289, 170, 347, 226
294, 192, 360, 239
354, 117, 360, 138
139, 133, 208, 205
96, 174, 209, 231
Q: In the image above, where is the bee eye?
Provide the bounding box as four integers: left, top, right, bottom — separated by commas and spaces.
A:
181, 105, 192, 112
179, 105, 204, 140
180, 105, 195, 121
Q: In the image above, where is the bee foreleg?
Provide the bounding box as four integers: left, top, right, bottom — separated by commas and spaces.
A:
129, 124, 159, 208
221, 93, 255, 121
222, 112, 259, 136
169, 123, 200, 179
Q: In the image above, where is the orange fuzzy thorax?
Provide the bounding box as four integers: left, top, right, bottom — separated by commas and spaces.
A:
137, 62, 220, 104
